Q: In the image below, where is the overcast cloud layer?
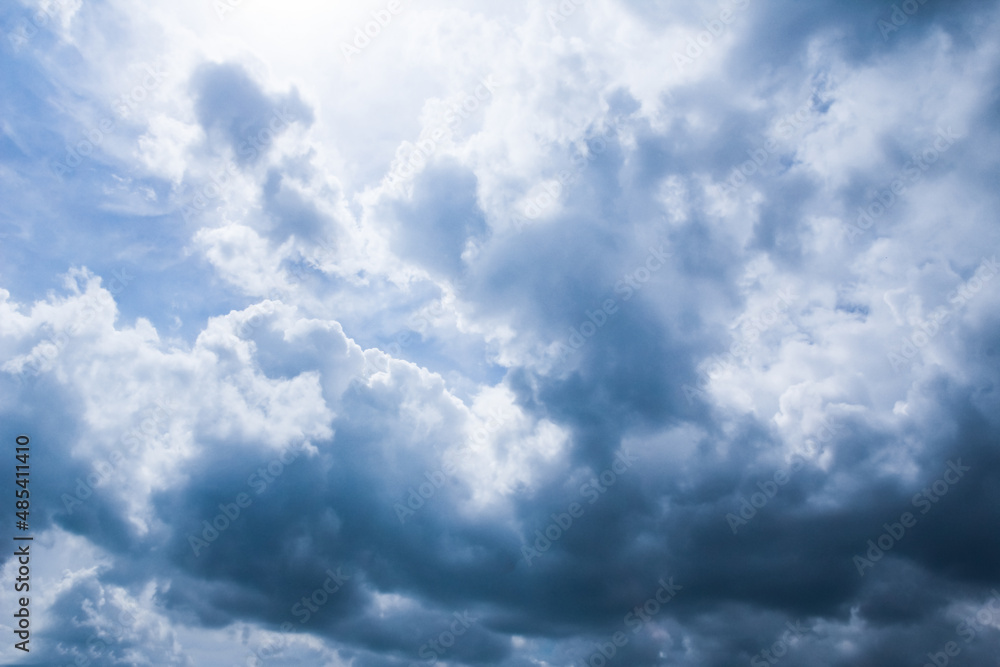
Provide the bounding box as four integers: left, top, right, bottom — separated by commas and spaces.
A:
2, 0, 1000, 665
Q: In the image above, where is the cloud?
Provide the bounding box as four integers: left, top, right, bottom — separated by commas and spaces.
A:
2, 0, 1000, 664
190, 61, 313, 166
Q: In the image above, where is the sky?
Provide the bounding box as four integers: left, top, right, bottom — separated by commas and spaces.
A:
1, 0, 1000, 665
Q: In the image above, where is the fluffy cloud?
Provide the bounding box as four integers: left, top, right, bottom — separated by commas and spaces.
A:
2, 0, 1000, 665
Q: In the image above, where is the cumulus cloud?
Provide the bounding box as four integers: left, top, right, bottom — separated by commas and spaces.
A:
2, 0, 1000, 665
